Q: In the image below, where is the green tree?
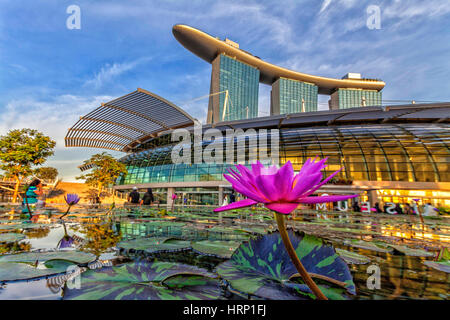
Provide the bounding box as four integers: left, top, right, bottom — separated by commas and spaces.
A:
0, 129, 56, 202
34, 166, 59, 181
76, 152, 127, 198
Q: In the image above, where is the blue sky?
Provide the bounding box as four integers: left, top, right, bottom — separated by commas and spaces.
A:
1, 0, 449, 181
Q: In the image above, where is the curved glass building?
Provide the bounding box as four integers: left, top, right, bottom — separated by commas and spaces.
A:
118, 123, 449, 186
109, 104, 450, 207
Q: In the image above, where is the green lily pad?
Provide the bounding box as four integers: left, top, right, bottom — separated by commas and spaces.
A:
0, 251, 97, 265
0, 233, 26, 243
63, 261, 221, 300
335, 248, 370, 264
423, 260, 450, 273
192, 240, 242, 258
389, 244, 434, 257
0, 251, 95, 282
118, 237, 191, 254
0, 261, 82, 282
344, 240, 393, 253
216, 231, 356, 300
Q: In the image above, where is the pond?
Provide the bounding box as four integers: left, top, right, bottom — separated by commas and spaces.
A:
0, 205, 448, 300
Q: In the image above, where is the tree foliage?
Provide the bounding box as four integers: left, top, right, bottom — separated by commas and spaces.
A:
76, 152, 127, 196
0, 129, 56, 202
34, 166, 59, 181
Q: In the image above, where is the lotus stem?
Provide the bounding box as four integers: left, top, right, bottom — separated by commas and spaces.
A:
274, 212, 328, 300
59, 206, 71, 219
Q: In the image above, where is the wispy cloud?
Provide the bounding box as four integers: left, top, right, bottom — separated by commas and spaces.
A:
84, 57, 152, 89
319, 0, 333, 13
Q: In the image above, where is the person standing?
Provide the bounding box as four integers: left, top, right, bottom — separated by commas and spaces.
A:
141, 188, 154, 206
128, 187, 140, 205
352, 201, 361, 212
22, 179, 43, 215
229, 191, 236, 204
374, 202, 382, 213
222, 194, 229, 206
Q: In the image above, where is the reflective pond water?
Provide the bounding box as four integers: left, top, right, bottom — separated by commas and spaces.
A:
0, 205, 448, 300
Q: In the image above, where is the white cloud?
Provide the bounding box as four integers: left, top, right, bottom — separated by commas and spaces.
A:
84, 57, 151, 89
319, 0, 333, 13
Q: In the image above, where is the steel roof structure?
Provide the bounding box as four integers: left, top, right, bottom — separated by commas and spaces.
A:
65, 88, 196, 152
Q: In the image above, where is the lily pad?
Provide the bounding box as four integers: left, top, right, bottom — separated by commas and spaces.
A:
0, 251, 95, 282
335, 248, 370, 265
63, 261, 221, 300
344, 240, 393, 253
423, 260, 450, 273
192, 240, 242, 259
389, 244, 434, 257
118, 237, 191, 254
0, 261, 83, 282
0, 251, 96, 265
216, 231, 356, 300
0, 233, 26, 243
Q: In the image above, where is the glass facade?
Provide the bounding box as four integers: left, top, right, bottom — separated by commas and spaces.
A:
218, 54, 259, 121
117, 123, 449, 185
276, 78, 318, 113
337, 89, 382, 109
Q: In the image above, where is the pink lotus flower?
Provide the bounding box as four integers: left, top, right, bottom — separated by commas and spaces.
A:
172, 194, 177, 200
214, 158, 358, 214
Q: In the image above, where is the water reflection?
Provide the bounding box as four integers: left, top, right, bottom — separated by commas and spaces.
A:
78, 220, 122, 257
0, 207, 448, 300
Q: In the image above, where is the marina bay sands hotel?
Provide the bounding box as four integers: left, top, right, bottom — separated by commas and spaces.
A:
66, 24, 449, 208
172, 25, 385, 123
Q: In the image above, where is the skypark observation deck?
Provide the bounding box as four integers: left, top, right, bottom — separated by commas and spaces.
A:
172, 24, 385, 94
172, 24, 386, 122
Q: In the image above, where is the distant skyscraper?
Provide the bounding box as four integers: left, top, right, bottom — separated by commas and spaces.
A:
271, 78, 318, 115
329, 89, 382, 110
207, 54, 259, 123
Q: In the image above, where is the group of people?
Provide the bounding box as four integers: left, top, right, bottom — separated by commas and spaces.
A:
221, 192, 236, 206
127, 187, 155, 206
352, 200, 438, 216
